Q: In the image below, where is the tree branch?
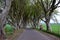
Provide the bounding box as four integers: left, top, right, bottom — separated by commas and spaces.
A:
57, 6, 60, 7
56, 0, 60, 5
41, 0, 47, 13
40, 18, 46, 22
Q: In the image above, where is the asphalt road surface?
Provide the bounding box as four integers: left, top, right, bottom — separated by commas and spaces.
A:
17, 29, 60, 40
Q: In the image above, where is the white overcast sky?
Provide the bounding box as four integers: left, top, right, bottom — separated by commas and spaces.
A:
30, 0, 60, 23
50, 4, 60, 23
41, 4, 60, 23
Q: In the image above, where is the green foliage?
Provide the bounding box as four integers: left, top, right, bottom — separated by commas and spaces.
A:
51, 24, 60, 34
4, 24, 14, 35
42, 24, 60, 35
8, 0, 60, 32
42, 30, 60, 37
36, 23, 60, 37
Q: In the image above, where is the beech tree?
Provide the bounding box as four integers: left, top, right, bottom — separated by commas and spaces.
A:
0, 0, 13, 40
36, 0, 60, 31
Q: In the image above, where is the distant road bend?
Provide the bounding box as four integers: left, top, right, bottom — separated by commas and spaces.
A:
16, 29, 60, 40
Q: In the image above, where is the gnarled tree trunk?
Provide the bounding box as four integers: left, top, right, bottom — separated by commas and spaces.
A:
45, 20, 52, 32
0, 0, 13, 40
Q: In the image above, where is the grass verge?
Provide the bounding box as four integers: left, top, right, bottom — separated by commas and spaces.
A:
6, 29, 24, 40
42, 30, 60, 37
36, 29, 60, 38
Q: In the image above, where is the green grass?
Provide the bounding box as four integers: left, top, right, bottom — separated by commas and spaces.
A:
4, 24, 14, 36
42, 23, 60, 36
36, 23, 60, 37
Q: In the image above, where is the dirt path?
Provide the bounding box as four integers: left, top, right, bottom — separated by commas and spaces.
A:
16, 29, 60, 40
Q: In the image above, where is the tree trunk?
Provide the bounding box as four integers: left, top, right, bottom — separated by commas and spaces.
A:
17, 23, 20, 30
33, 21, 36, 29
0, 18, 6, 40
0, 0, 13, 40
0, 29, 6, 40
23, 20, 26, 28
32, 19, 36, 29
45, 21, 52, 32
0, 30, 4, 40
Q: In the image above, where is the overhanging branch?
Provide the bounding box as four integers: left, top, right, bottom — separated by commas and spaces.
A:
41, 0, 47, 13
40, 18, 46, 22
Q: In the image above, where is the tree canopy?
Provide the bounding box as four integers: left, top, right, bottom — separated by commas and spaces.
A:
0, 0, 60, 39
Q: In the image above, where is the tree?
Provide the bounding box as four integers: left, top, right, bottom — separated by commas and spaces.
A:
7, 0, 28, 29
37, 0, 60, 31
0, 0, 13, 39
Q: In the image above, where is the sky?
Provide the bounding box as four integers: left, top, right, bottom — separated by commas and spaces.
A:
50, 4, 60, 23
50, 13, 60, 23
41, 8, 60, 23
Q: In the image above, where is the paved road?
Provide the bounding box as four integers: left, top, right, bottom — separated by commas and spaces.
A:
17, 29, 59, 40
